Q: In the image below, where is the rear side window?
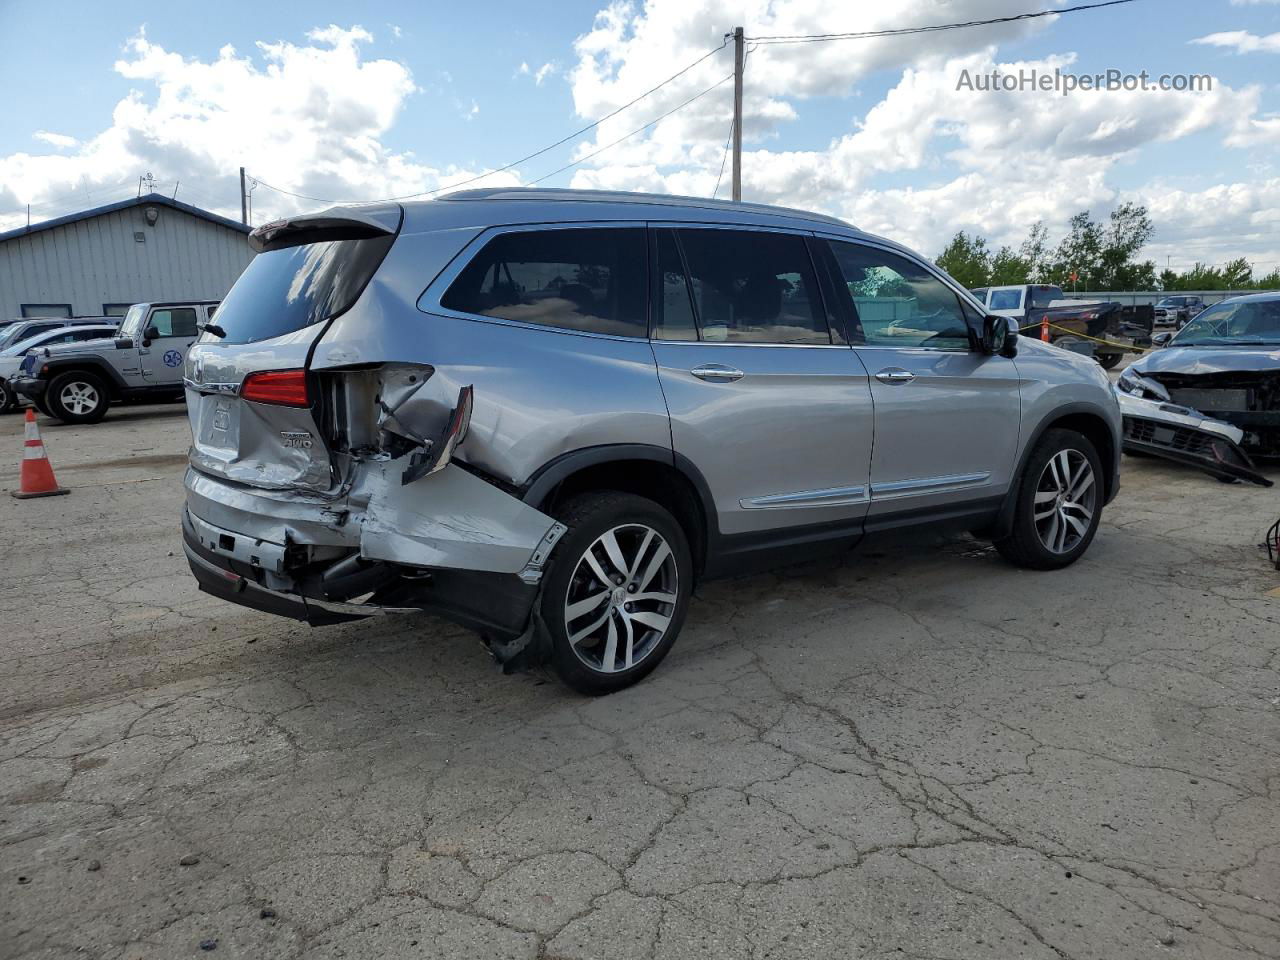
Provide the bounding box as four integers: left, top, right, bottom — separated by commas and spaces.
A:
828, 241, 972, 350
212, 235, 395, 345
672, 229, 830, 344
989, 289, 1022, 311
442, 228, 647, 337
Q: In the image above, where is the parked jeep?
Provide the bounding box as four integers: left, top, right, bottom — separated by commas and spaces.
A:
11, 301, 218, 423
182, 189, 1121, 694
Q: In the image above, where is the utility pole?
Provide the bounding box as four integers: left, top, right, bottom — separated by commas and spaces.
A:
731, 26, 744, 202
239, 167, 248, 225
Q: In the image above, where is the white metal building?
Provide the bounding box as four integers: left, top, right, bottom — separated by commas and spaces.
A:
0, 193, 253, 320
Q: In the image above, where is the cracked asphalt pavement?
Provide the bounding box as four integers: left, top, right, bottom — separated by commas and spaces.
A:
2, 401, 1279, 959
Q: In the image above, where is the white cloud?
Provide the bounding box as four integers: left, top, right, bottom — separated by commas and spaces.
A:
1191, 30, 1280, 54
32, 131, 78, 149
0, 25, 515, 230
562, 0, 1279, 267
517, 61, 559, 85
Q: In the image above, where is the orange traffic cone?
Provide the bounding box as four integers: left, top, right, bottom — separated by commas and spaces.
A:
11, 409, 69, 499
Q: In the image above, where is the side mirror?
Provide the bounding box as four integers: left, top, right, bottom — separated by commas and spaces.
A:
1152, 331, 1173, 348
143, 325, 159, 340
114, 337, 133, 349
982, 314, 1018, 358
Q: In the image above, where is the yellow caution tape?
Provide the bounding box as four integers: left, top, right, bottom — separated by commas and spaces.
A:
1018, 321, 1148, 354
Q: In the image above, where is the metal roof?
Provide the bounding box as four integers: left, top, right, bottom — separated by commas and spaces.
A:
0, 193, 251, 245
432, 187, 854, 229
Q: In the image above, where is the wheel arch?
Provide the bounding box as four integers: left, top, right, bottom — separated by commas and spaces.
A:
521, 444, 716, 579
40, 358, 127, 399
988, 403, 1119, 539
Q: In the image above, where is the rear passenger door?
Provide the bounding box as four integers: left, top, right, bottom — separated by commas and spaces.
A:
824, 239, 1021, 523
649, 225, 874, 541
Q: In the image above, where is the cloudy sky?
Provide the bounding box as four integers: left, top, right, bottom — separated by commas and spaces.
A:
2, 0, 1279, 274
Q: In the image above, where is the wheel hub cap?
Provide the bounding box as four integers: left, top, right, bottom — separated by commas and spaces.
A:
1034, 449, 1097, 555
563, 523, 679, 675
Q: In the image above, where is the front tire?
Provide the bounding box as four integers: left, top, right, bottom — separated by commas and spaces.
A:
995, 429, 1103, 570
541, 492, 692, 695
45, 371, 110, 424
0, 379, 16, 414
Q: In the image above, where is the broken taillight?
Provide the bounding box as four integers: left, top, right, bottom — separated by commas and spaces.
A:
241, 369, 310, 407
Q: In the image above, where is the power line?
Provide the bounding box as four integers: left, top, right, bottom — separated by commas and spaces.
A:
710, 120, 734, 200
251, 38, 732, 206
746, 0, 1138, 44
525, 73, 734, 186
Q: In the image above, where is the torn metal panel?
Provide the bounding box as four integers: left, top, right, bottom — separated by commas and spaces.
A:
359, 458, 565, 574
1116, 389, 1273, 487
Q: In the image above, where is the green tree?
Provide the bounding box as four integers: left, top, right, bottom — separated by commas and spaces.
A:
1158, 268, 1181, 291
1019, 221, 1051, 281
988, 246, 1029, 285
1253, 267, 1280, 290
1221, 257, 1252, 288
935, 231, 991, 288
1098, 202, 1155, 289
1051, 211, 1105, 288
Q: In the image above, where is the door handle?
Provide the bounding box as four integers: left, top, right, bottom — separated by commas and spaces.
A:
691, 363, 745, 383
875, 368, 915, 384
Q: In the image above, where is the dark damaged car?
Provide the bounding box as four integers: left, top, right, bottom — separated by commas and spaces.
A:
1116, 292, 1280, 486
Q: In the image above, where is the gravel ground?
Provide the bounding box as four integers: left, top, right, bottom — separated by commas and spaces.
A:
2, 400, 1278, 960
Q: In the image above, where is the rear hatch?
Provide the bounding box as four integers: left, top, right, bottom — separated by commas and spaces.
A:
186, 205, 402, 492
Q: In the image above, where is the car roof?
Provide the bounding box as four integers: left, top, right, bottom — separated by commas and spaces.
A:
1213, 291, 1280, 304
361, 186, 946, 264
430, 187, 853, 228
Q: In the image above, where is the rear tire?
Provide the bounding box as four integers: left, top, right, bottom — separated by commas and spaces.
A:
45, 370, 110, 424
1095, 353, 1121, 370
541, 491, 692, 695
0, 380, 16, 414
995, 429, 1103, 570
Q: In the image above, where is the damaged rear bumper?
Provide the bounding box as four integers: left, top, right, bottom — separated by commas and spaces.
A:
1116, 391, 1273, 487
182, 458, 567, 637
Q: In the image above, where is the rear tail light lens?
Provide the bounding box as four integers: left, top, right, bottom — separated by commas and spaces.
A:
241, 369, 310, 407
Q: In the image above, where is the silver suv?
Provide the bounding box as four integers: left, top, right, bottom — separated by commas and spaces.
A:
182, 189, 1121, 694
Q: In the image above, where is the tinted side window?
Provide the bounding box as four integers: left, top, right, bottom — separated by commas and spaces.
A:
676, 229, 830, 344
442, 228, 647, 337
827, 242, 971, 350
149, 308, 198, 337
654, 229, 697, 341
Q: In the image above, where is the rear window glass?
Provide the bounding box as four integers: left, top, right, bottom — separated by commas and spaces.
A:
210, 235, 394, 345
989, 289, 1022, 311
441, 228, 647, 337
1029, 286, 1062, 308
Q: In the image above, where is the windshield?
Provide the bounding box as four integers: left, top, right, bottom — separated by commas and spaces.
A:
119, 304, 148, 339
1171, 299, 1280, 345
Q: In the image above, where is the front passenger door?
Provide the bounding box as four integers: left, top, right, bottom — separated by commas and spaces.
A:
138, 307, 199, 382
824, 239, 1021, 524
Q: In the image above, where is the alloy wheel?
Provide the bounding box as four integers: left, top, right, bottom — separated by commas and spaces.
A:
1034, 449, 1097, 554
60, 381, 100, 416
563, 523, 679, 674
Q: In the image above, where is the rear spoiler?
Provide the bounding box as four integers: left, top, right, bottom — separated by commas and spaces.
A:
249, 204, 403, 253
